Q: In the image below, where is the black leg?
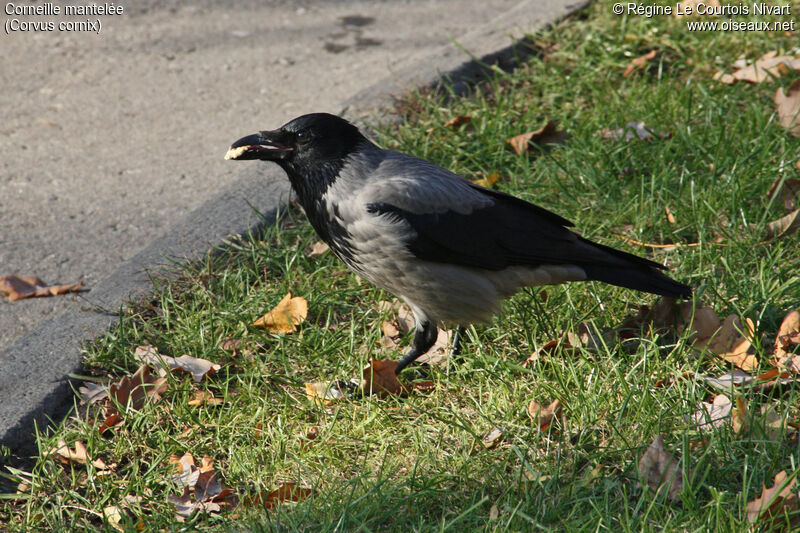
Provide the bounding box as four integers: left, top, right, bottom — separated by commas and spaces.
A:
450, 325, 467, 356
395, 319, 438, 373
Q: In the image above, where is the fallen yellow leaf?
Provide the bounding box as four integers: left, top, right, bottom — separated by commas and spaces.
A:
253, 293, 308, 333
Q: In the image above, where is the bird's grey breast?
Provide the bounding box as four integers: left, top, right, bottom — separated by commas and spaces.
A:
320, 148, 494, 285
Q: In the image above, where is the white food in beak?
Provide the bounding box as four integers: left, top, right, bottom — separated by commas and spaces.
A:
224, 145, 250, 160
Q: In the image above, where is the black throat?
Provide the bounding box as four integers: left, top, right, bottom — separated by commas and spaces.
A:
277, 156, 358, 265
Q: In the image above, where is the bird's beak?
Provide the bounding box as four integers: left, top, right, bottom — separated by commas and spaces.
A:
224, 131, 294, 161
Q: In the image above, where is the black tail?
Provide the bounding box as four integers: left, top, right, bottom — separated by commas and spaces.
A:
578, 238, 692, 299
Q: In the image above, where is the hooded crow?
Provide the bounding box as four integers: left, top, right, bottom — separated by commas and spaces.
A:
226, 113, 691, 373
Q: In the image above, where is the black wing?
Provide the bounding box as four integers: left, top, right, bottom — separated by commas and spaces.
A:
367, 184, 691, 299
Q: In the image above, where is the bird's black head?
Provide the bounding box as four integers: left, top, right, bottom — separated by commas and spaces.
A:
225, 113, 368, 173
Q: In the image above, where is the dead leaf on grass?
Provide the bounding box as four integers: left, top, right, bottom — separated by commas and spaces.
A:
361, 358, 409, 397
698, 369, 755, 390
775, 310, 800, 366
731, 396, 749, 434
638, 435, 684, 501
705, 315, 758, 371
764, 208, 800, 240
566, 322, 603, 350
167, 452, 238, 518
665, 205, 677, 224
776, 79, 800, 137
188, 390, 224, 407
527, 399, 562, 430
94, 364, 168, 433
244, 482, 312, 509
78, 382, 109, 405
692, 394, 733, 432
0, 274, 83, 301
482, 427, 504, 449
623, 49, 657, 77
108, 364, 168, 413
444, 115, 471, 128
746, 470, 800, 527
416, 328, 451, 366
253, 293, 308, 334
304, 380, 356, 405
506, 120, 569, 155
731, 52, 800, 84
44, 440, 114, 471
103, 495, 143, 532
219, 338, 244, 351
134, 345, 221, 382
306, 241, 330, 258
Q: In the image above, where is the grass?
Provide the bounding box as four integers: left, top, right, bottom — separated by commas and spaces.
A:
3, 2, 800, 530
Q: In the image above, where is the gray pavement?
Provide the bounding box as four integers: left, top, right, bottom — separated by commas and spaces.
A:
0, 0, 587, 460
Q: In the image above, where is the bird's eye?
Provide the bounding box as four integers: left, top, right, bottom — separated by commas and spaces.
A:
296, 130, 310, 143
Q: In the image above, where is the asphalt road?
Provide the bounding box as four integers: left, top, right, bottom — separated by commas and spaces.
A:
0, 0, 524, 349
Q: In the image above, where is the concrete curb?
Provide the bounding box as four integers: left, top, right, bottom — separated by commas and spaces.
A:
0, 0, 588, 462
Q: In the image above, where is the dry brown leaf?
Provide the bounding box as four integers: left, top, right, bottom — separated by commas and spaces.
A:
776, 79, 800, 136
706, 315, 758, 371
506, 120, 569, 155
713, 70, 736, 84
732, 52, 800, 84
567, 322, 603, 350
0, 274, 83, 301
746, 470, 800, 527
44, 440, 114, 471
664, 205, 677, 225
381, 320, 400, 339
361, 358, 408, 397
304, 380, 354, 405
638, 435, 684, 501
472, 173, 501, 188
103, 495, 143, 532
692, 394, 733, 432
775, 310, 800, 365
377, 302, 416, 349
527, 399, 562, 430
167, 452, 238, 517
171, 452, 200, 488
306, 241, 330, 258
134, 345, 221, 382
188, 390, 223, 407
623, 49, 657, 77
489, 503, 499, 521
108, 364, 168, 413
444, 115, 471, 128
245, 482, 312, 509
219, 338, 243, 351
97, 412, 123, 434
698, 369, 755, 390
765, 208, 800, 240
252, 293, 308, 333
78, 381, 109, 405
416, 328, 451, 366
482, 427, 504, 449
767, 177, 800, 211
731, 396, 749, 434
674, 0, 719, 16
